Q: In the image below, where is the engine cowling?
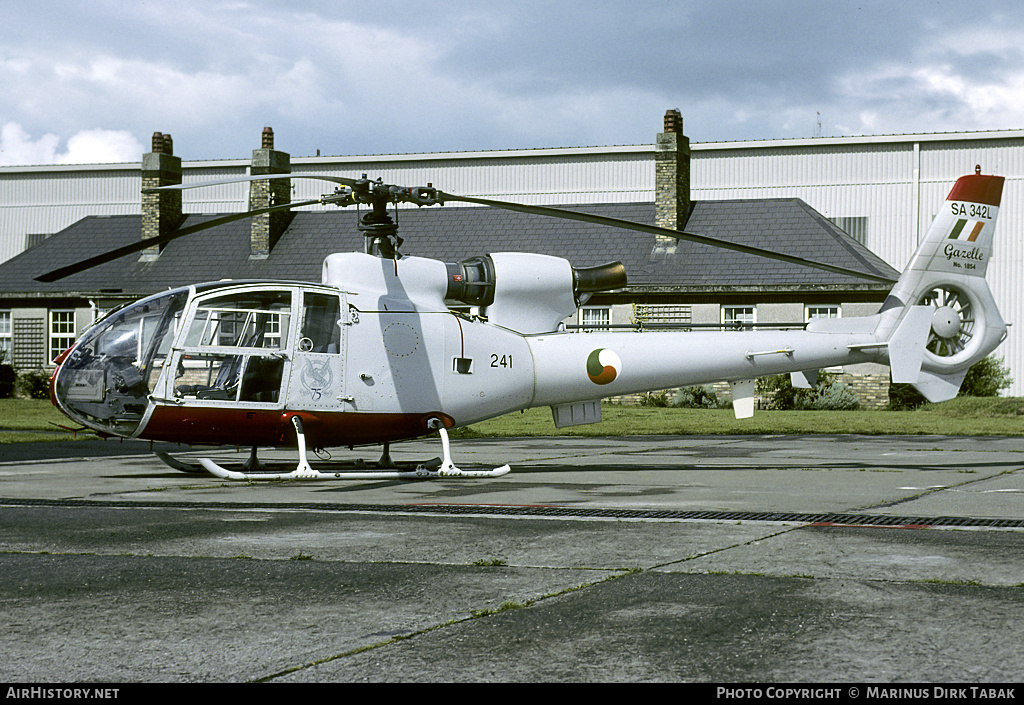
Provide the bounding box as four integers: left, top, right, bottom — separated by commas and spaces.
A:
322, 251, 626, 334
446, 253, 626, 334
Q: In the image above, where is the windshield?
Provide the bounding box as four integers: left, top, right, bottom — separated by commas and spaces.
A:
53, 288, 189, 436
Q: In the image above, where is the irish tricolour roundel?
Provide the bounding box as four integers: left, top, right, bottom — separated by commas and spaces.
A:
587, 348, 621, 385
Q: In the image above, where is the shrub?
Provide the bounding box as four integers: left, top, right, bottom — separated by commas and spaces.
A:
0, 350, 15, 399
639, 390, 670, 407
758, 374, 800, 410
960, 356, 1012, 397
17, 369, 52, 400
672, 385, 721, 409
812, 383, 861, 411
888, 382, 928, 411
757, 371, 860, 411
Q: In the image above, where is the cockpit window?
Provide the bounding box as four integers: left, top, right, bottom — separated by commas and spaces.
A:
185, 290, 291, 349
172, 288, 293, 404
300, 292, 342, 353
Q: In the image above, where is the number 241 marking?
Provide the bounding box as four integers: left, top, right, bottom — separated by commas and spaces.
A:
490, 354, 513, 368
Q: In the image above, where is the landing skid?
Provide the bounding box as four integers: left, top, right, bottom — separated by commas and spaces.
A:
155, 451, 205, 474
155, 417, 510, 480
155, 445, 266, 475
197, 457, 511, 481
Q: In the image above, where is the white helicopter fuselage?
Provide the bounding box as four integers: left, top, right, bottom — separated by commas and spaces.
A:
50, 173, 1008, 459
343, 292, 877, 421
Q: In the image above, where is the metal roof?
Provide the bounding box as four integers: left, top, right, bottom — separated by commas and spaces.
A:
4, 127, 1023, 172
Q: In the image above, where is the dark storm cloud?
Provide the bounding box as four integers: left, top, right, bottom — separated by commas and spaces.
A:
2, 0, 1023, 165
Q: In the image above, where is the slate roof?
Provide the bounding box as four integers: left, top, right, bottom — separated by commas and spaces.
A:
0, 199, 899, 299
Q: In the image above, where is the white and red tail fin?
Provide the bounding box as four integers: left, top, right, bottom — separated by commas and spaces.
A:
897, 171, 1003, 281
878, 171, 1007, 401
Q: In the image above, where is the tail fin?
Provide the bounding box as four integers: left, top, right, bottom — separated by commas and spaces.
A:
879, 171, 1007, 402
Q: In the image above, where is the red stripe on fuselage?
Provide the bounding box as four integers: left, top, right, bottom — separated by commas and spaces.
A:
140, 406, 452, 447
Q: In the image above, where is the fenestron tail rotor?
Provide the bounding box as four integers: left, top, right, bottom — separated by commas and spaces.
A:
35, 172, 898, 284
920, 284, 982, 367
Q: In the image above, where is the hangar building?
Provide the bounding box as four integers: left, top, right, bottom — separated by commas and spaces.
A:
0, 112, 1021, 400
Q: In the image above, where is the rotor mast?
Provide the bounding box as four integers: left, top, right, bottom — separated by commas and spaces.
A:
352, 176, 402, 258
332, 175, 446, 259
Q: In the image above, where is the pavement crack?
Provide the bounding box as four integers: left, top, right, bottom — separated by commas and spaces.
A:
857, 468, 1021, 512
249, 568, 638, 683
647, 524, 804, 572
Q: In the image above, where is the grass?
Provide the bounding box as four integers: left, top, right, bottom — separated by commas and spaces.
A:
2, 396, 1023, 444
451, 396, 1024, 438
0, 398, 89, 443
0, 399, 67, 430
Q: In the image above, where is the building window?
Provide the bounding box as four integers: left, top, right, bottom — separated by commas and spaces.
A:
13, 318, 46, 368
580, 307, 610, 331
50, 310, 77, 362
830, 216, 869, 245
633, 304, 692, 327
722, 306, 755, 329
0, 311, 10, 359
806, 305, 840, 321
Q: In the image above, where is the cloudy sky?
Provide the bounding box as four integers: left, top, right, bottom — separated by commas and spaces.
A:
2, 0, 1023, 166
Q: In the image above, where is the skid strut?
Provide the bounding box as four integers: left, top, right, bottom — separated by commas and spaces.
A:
196, 414, 510, 480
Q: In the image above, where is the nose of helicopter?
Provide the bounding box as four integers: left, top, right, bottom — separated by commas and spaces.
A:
51, 332, 151, 438
50, 288, 188, 438
49, 347, 71, 409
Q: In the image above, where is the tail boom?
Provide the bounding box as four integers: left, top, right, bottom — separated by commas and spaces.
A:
527, 328, 885, 409
527, 172, 1009, 413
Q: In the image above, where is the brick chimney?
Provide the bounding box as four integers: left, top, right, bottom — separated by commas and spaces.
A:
654, 109, 691, 250
140, 131, 182, 259
249, 126, 291, 258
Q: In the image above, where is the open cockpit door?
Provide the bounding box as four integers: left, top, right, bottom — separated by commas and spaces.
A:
163, 286, 294, 408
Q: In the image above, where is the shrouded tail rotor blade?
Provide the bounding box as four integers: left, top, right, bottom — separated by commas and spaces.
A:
438, 192, 897, 285
35, 198, 321, 282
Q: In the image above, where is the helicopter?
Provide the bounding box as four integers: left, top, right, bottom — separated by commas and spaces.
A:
42, 168, 1008, 480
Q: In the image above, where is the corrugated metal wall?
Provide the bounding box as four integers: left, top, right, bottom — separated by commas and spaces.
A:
3, 132, 1023, 393
287, 149, 655, 206
0, 167, 139, 262
690, 134, 1024, 395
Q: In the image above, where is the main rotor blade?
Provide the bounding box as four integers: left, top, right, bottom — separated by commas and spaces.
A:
142, 173, 360, 193
438, 192, 897, 284
35, 198, 322, 282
